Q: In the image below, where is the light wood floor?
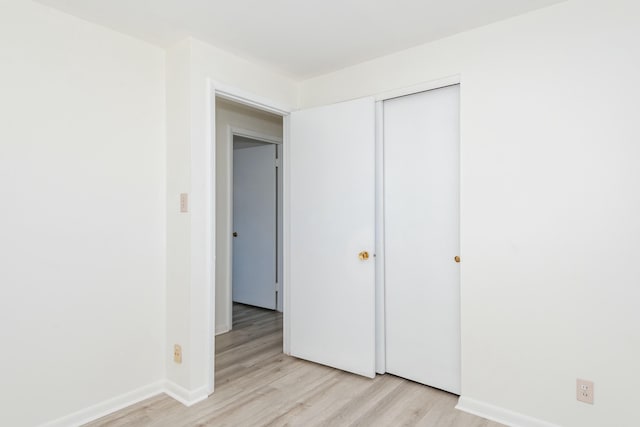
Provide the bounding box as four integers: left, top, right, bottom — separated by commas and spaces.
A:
86, 304, 503, 427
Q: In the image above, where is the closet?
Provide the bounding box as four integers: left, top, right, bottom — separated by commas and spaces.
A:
288, 84, 460, 392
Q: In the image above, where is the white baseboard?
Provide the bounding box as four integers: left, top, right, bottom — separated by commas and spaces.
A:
215, 324, 231, 335
456, 396, 560, 427
163, 381, 209, 407
40, 380, 165, 427
40, 380, 210, 427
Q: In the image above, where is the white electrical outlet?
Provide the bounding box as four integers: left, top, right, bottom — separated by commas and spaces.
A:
576, 379, 594, 404
174, 344, 182, 364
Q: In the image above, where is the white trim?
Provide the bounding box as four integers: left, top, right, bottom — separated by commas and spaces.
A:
374, 100, 386, 374
39, 381, 214, 427
215, 324, 231, 335
231, 127, 283, 145
276, 142, 284, 312
224, 125, 234, 332
213, 81, 292, 116
40, 381, 165, 427
164, 381, 210, 407
282, 113, 291, 355
456, 396, 561, 427
206, 78, 216, 396
375, 74, 461, 102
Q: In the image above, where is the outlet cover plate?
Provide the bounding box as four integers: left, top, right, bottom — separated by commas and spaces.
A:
576, 379, 594, 404
174, 344, 182, 364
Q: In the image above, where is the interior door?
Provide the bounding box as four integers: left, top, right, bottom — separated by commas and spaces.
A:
384, 85, 461, 394
232, 143, 277, 310
289, 97, 376, 378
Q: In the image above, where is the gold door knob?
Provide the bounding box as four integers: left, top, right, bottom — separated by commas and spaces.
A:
233, 232, 238, 237
359, 251, 370, 261
454, 256, 460, 263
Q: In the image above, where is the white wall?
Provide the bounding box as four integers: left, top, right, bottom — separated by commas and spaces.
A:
6, 0, 637, 425
0, 1, 166, 426
215, 99, 283, 333
165, 38, 297, 396
301, 1, 640, 426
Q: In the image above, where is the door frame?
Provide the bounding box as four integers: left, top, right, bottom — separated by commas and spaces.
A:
208, 81, 292, 395
223, 126, 283, 331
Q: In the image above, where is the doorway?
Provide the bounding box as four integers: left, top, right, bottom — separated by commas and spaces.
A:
214, 96, 285, 387
232, 136, 281, 310
214, 97, 284, 338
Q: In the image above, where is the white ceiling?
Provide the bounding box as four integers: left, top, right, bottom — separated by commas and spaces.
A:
36, 0, 564, 80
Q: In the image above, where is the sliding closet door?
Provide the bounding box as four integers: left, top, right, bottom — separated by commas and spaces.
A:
289, 97, 376, 378
384, 85, 461, 394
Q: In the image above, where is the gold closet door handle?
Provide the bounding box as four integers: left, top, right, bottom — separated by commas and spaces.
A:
359, 251, 370, 261
454, 256, 460, 263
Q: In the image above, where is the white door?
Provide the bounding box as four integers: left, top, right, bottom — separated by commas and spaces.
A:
289, 97, 376, 378
384, 85, 461, 394
232, 143, 277, 310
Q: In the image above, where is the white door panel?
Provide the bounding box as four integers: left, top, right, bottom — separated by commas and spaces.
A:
384, 85, 461, 393
290, 97, 376, 378
233, 143, 276, 310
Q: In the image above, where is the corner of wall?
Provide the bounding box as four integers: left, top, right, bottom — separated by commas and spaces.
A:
163, 381, 210, 407
165, 37, 194, 391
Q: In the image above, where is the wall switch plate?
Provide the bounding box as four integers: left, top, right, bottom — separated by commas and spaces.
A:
173, 344, 182, 364
180, 193, 189, 213
577, 379, 594, 404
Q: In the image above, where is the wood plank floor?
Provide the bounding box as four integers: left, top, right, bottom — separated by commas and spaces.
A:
86, 304, 504, 427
